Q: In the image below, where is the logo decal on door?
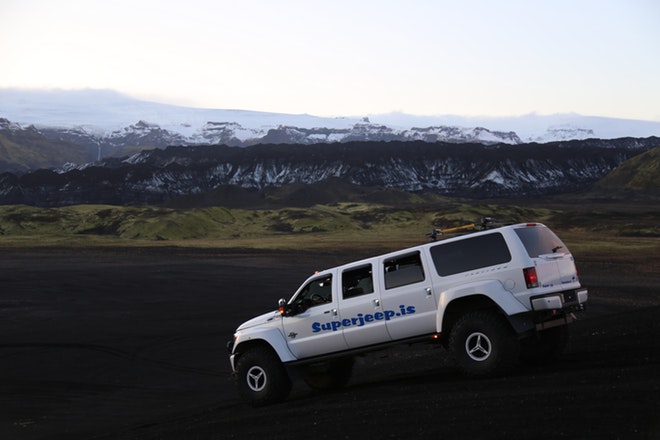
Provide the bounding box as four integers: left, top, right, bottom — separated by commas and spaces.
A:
311, 305, 416, 333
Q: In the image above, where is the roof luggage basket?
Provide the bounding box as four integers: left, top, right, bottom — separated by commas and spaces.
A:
427, 217, 502, 242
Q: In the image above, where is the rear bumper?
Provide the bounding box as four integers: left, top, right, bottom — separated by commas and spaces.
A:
531, 288, 588, 311
530, 288, 587, 330
508, 288, 587, 334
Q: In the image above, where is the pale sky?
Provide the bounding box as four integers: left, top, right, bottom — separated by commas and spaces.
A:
1, 0, 659, 121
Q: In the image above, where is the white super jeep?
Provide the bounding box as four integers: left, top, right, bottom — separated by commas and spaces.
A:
227, 222, 588, 406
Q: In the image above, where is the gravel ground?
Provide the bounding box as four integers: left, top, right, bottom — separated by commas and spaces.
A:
1, 246, 658, 440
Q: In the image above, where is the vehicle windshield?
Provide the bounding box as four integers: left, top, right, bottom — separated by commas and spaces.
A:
514, 226, 567, 258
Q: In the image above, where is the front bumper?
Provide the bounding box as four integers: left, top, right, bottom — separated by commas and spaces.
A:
226, 339, 237, 373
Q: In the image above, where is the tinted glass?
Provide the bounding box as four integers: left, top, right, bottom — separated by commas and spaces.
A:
384, 252, 425, 289
514, 227, 566, 258
297, 275, 333, 304
342, 265, 374, 299
431, 232, 511, 277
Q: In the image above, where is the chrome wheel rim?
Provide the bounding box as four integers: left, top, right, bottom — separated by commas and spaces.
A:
465, 331, 492, 361
246, 366, 267, 392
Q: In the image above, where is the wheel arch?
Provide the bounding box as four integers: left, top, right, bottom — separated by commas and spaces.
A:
233, 328, 297, 365
436, 280, 528, 339
440, 294, 505, 338
234, 339, 274, 357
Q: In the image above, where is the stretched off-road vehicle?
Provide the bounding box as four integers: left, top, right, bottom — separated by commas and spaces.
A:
227, 221, 587, 406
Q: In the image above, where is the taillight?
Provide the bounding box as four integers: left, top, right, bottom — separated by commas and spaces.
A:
523, 267, 539, 288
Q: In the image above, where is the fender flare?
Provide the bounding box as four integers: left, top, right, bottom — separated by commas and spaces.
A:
233, 327, 297, 365
436, 279, 528, 333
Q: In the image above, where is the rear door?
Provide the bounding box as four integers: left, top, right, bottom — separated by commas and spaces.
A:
377, 250, 438, 340
514, 225, 579, 289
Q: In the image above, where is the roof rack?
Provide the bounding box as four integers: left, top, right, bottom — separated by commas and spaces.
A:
427, 217, 502, 242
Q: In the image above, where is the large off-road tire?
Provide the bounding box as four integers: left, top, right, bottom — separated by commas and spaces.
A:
303, 357, 354, 391
235, 346, 291, 406
520, 326, 568, 364
449, 310, 520, 377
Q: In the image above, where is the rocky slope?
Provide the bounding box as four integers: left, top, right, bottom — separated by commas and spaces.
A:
0, 138, 656, 207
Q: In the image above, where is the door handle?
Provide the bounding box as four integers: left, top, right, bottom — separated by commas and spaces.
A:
426, 287, 433, 297
373, 298, 380, 307
324, 308, 338, 316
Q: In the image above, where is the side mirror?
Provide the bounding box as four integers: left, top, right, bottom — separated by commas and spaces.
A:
278, 298, 289, 316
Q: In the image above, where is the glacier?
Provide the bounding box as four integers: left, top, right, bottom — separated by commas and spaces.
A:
2, 88, 660, 147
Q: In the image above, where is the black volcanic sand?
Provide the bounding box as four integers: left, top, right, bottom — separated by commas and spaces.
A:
1, 246, 659, 440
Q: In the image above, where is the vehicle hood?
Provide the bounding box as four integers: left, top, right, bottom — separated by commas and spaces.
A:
236, 310, 281, 331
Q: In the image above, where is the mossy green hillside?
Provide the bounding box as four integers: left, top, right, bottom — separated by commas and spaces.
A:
0, 203, 557, 241
595, 145, 660, 193
0, 201, 656, 252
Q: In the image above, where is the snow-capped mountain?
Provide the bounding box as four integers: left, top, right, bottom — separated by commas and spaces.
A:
3, 88, 660, 149
0, 89, 521, 149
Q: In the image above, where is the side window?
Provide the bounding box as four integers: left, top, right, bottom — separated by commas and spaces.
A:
384, 252, 425, 289
342, 265, 374, 299
292, 275, 333, 311
430, 232, 512, 277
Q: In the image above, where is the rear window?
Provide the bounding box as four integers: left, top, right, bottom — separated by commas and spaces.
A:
430, 232, 511, 277
514, 227, 566, 258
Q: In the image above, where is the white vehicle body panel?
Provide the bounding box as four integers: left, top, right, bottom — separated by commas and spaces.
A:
229, 223, 587, 368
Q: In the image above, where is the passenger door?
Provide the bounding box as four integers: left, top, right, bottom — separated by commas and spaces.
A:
378, 251, 438, 340
282, 272, 348, 359
338, 263, 392, 348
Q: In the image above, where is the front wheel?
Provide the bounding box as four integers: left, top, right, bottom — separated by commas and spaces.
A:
449, 311, 520, 377
235, 346, 291, 406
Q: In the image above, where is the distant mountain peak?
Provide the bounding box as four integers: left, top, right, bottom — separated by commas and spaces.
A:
2, 88, 660, 144
2, 88, 660, 173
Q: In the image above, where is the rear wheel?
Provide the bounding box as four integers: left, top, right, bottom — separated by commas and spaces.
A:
449, 310, 520, 377
303, 357, 354, 391
235, 346, 291, 406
